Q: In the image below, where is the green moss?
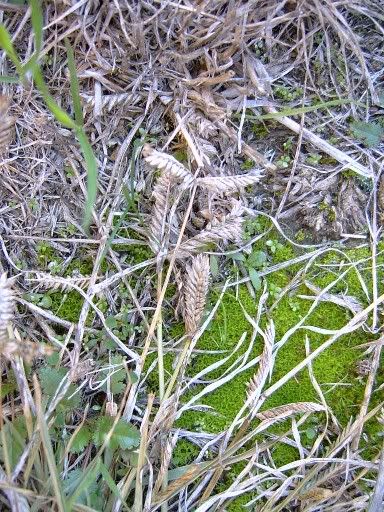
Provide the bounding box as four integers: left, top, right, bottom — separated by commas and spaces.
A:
113, 243, 152, 264
172, 242, 379, 472
50, 290, 84, 323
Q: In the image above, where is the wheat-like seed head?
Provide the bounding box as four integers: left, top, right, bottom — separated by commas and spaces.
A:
0, 96, 15, 152
188, 112, 217, 138
197, 174, 262, 194
183, 254, 210, 335
256, 402, 325, 421
149, 172, 174, 253
143, 144, 195, 188
177, 215, 244, 257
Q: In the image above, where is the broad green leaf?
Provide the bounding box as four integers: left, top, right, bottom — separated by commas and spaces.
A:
39, 295, 53, 308
38, 367, 80, 408
69, 425, 92, 454
92, 416, 140, 451
65, 38, 83, 126
248, 268, 262, 291
66, 460, 101, 509
305, 427, 317, 440
228, 252, 245, 262
101, 356, 126, 395
209, 255, 219, 278
247, 250, 267, 269
0, 416, 27, 468
105, 316, 118, 329
64, 468, 98, 503
350, 120, 384, 147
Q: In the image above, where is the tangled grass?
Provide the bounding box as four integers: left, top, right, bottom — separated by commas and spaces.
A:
0, 1, 384, 511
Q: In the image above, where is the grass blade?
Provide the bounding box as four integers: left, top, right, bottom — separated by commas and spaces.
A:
32, 66, 76, 129
0, 75, 19, 83
65, 38, 84, 126
76, 129, 97, 230
33, 375, 68, 512
30, 0, 43, 55
244, 99, 356, 120
0, 24, 23, 76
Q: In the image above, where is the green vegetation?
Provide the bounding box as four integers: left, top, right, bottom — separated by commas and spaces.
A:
171, 240, 381, 471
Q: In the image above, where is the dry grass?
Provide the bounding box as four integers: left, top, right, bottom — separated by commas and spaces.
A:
0, 1, 384, 511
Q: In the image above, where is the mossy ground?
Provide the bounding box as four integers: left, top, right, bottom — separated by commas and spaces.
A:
167, 239, 383, 508
35, 232, 383, 511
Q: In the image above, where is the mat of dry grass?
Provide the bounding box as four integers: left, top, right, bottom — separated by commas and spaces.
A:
0, 1, 384, 511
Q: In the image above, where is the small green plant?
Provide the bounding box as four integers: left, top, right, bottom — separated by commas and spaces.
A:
276, 154, 291, 168
266, 239, 283, 254
70, 415, 140, 453
295, 229, 306, 242
306, 152, 322, 165
282, 138, 294, 152
273, 85, 302, 102
241, 158, 255, 170
268, 282, 282, 299
350, 120, 384, 147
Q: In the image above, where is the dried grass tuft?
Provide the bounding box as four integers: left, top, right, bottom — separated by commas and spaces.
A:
0, 95, 14, 152
0, 273, 14, 343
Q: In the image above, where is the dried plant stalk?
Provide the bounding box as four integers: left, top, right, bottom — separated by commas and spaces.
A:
197, 174, 262, 194
247, 321, 274, 414
143, 144, 195, 188
0, 273, 14, 344
0, 95, 15, 151
183, 254, 210, 335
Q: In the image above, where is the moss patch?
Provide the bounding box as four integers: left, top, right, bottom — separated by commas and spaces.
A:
172, 241, 382, 476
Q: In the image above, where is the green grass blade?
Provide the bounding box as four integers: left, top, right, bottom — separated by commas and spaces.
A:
76, 129, 97, 230
34, 376, 69, 512
22, 0, 44, 72
67, 459, 101, 509
244, 98, 357, 120
98, 461, 130, 510
65, 37, 84, 126
0, 75, 19, 83
0, 24, 23, 76
30, 0, 43, 54
32, 65, 76, 129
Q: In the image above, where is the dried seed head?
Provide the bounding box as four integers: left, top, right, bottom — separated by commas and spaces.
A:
0, 96, 15, 152
197, 174, 262, 195
150, 172, 173, 253
183, 254, 210, 335
177, 215, 244, 257
143, 144, 195, 188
